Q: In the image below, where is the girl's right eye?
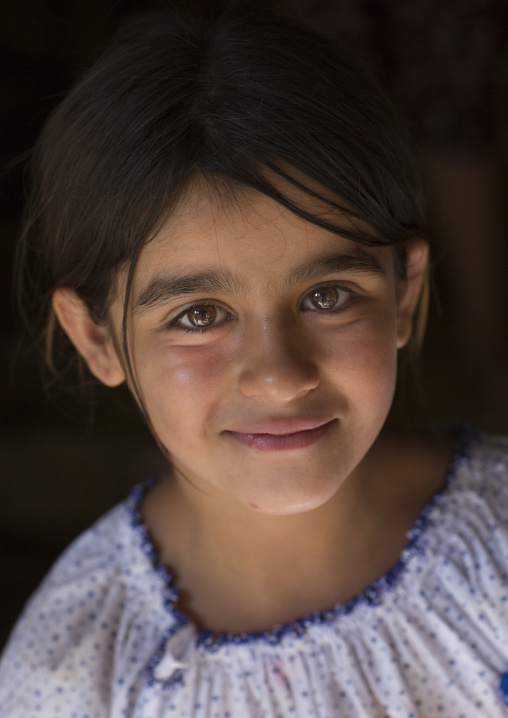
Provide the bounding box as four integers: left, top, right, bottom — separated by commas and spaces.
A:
168, 303, 232, 332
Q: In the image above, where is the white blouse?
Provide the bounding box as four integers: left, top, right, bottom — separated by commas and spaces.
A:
1, 428, 508, 717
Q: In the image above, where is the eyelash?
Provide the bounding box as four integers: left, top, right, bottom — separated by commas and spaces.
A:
167, 304, 233, 334
166, 283, 358, 334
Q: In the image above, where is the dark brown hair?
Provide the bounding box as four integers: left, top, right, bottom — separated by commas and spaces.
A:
16, 0, 428, 387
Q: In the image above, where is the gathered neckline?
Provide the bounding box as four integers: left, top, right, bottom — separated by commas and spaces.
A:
126, 425, 478, 653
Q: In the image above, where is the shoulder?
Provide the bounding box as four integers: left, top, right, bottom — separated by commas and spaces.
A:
0, 495, 164, 717
446, 429, 508, 522
463, 429, 508, 488
418, 429, 508, 597
449, 430, 508, 558
408, 428, 508, 548
19, 500, 132, 607
372, 426, 508, 525
367, 427, 508, 608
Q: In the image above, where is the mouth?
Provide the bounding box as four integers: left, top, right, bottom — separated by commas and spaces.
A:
223, 418, 337, 452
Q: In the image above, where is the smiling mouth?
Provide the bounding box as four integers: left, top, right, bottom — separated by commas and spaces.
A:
224, 418, 337, 452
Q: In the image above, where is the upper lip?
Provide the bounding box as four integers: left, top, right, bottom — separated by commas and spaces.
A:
225, 418, 335, 435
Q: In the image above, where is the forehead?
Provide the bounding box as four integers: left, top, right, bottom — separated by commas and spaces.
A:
134, 177, 392, 287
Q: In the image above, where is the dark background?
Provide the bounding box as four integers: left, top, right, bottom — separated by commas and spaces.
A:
1, 0, 507, 650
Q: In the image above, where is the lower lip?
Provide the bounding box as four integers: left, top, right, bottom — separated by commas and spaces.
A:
224, 419, 337, 452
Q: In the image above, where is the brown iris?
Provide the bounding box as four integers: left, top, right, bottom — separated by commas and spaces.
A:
188, 304, 217, 327
309, 287, 338, 310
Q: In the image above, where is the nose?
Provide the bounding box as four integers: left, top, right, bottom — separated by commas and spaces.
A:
238, 319, 319, 402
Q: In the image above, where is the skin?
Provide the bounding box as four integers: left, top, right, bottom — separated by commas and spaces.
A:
53, 180, 451, 633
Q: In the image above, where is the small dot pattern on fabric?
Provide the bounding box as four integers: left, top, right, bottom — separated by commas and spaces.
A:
1, 429, 508, 717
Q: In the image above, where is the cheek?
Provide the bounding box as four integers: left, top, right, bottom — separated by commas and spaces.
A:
318, 313, 399, 402
136, 342, 232, 437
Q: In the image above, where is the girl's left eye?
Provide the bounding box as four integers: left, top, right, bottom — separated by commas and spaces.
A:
300, 285, 355, 312
170, 303, 231, 332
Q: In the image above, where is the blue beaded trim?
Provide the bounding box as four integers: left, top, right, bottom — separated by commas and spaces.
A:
127, 424, 479, 664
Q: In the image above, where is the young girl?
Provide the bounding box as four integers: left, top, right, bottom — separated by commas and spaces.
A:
1, 2, 507, 716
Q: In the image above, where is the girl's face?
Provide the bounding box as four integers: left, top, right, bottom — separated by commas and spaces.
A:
105, 182, 426, 515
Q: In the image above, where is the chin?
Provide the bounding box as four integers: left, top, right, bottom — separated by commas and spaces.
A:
236, 478, 342, 516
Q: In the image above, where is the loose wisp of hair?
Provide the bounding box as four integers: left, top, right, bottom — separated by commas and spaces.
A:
15, 0, 429, 397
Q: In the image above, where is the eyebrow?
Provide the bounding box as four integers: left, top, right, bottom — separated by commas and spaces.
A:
134, 248, 385, 311
287, 249, 385, 286
135, 271, 247, 311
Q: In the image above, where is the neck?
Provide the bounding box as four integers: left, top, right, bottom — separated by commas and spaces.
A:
141, 429, 454, 634
142, 448, 380, 624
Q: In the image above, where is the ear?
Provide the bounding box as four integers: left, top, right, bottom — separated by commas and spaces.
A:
396, 238, 429, 349
52, 288, 126, 386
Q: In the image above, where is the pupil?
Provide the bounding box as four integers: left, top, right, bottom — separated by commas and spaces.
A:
190, 305, 216, 327
312, 288, 337, 310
